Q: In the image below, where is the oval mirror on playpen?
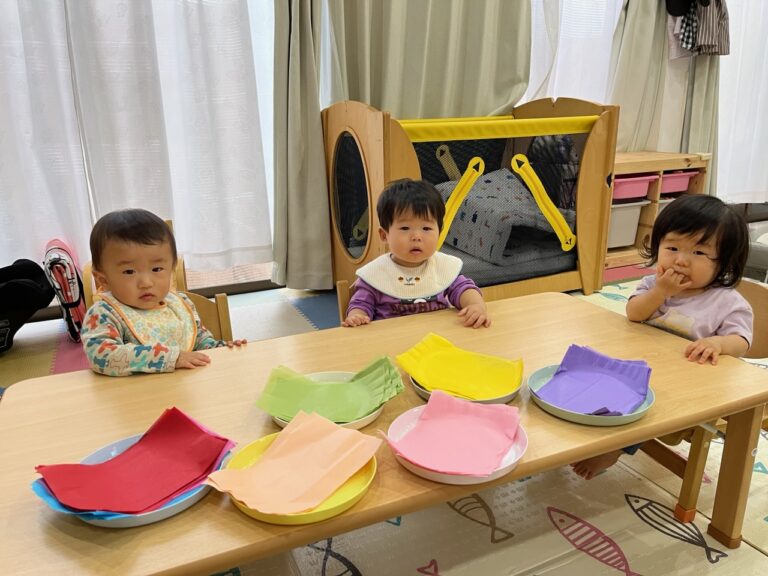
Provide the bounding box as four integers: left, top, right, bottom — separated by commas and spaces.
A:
332, 131, 369, 259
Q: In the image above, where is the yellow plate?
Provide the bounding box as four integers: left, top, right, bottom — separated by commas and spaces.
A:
225, 433, 377, 525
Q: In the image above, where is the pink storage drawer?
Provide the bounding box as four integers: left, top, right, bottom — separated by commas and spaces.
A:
604, 264, 648, 283
613, 174, 658, 200
661, 170, 698, 194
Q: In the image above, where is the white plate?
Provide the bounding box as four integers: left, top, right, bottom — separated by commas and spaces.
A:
387, 405, 528, 485
271, 371, 384, 430
527, 365, 655, 427
409, 376, 520, 405
51, 435, 220, 528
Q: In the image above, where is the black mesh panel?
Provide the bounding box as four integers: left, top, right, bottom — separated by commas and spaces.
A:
333, 133, 369, 258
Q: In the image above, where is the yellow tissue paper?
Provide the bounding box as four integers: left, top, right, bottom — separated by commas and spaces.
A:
396, 333, 523, 401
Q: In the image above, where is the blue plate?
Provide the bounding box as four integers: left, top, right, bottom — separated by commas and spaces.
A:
33, 434, 227, 528
527, 365, 654, 426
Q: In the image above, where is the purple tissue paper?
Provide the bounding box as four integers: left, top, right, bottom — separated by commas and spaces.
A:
534, 345, 651, 416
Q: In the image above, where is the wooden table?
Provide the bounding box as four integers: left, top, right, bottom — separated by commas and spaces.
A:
1, 293, 766, 575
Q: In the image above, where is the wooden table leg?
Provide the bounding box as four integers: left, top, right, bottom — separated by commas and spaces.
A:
707, 405, 763, 548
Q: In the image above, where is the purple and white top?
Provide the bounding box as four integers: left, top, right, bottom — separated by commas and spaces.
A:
630, 275, 753, 346
347, 252, 480, 321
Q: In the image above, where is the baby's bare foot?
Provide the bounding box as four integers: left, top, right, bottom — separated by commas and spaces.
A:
570, 450, 623, 480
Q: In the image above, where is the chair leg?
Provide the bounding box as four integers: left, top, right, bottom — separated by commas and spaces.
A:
674, 425, 715, 523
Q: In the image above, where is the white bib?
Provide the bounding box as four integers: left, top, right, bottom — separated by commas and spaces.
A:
356, 252, 463, 300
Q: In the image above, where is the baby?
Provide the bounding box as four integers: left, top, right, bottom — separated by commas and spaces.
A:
572, 194, 752, 479
81, 209, 245, 376
343, 178, 490, 328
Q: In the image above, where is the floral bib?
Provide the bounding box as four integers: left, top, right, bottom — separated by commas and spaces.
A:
98, 292, 196, 351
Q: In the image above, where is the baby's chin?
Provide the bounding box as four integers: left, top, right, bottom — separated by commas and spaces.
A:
132, 299, 164, 310
396, 256, 428, 267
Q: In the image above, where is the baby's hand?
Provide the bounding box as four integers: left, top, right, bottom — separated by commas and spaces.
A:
685, 337, 722, 365
655, 265, 692, 297
458, 303, 491, 328
342, 311, 371, 327
225, 339, 247, 348
175, 350, 211, 369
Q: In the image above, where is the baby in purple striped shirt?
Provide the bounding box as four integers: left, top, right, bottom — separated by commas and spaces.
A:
343, 179, 490, 329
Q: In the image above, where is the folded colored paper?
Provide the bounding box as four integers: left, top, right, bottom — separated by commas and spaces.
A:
256, 356, 403, 422
35, 407, 234, 514
396, 333, 522, 400
387, 390, 520, 476
534, 345, 651, 415
207, 411, 381, 514
31, 446, 231, 520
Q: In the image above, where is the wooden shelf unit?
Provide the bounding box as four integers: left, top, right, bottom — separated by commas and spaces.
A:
605, 151, 710, 275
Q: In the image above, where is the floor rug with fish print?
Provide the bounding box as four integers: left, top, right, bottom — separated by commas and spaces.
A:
232, 462, 768, 575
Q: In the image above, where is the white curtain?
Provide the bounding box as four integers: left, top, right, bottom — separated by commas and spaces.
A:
0, 1, 92, 266
717, 0, 768, 204
1, 0, 273, 273
66, 0, 272, 271
522, 0, 623, 104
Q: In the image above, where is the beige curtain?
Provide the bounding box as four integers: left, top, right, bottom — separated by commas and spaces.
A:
325, 0, 531, 118
273, 0, 333, 289
686, 55, 719, 195
609, 0, 719, 194
609, 1, 676, 151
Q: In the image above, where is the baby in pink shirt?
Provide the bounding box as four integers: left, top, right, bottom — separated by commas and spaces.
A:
573, 194, 752, 480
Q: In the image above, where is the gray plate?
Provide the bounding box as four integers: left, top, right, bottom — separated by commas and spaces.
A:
410, 376, 520, 404
527, 364, 654, 426
271, 371, 384, 430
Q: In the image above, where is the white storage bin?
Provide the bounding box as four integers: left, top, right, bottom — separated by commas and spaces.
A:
747, 221, 768, 282
607, 200, 650, 249
657, 196, 675, 214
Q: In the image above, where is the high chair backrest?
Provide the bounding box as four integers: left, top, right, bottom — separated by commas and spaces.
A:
736, 278, 768, 359
182, 291, 233, 342
336, 279, 352, 325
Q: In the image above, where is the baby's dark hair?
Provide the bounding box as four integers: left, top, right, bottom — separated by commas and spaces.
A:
377, 179, 446, 231
641, 194, 749, 287
90, 209, 177, 270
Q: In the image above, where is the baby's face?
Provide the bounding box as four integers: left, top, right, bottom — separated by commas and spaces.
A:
379, 210, 440, 267
657, 231, 719, 295
94, 240, 175, 310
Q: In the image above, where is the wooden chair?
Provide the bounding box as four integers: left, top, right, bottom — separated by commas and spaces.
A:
336, 279, 352, 325
641, 277, 768, 523
180, 291, 233, 341
82, 220, 233, 341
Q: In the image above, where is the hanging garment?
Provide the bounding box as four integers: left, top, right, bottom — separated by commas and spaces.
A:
697, 0, 730, 55
43, 239, 87, 342
668, 16, 696, 60
666, 0, 694, 18
680, 1, 699, 51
